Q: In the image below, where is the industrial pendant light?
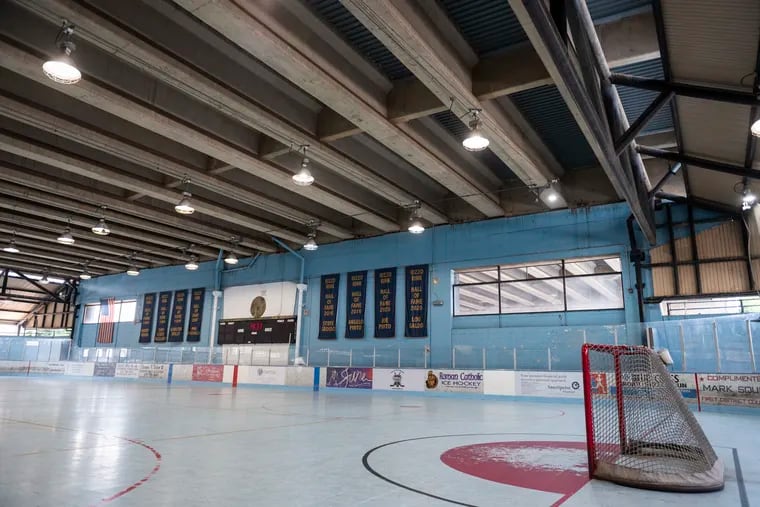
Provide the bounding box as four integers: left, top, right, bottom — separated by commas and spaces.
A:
126, 253, 140, 276
57, 218, 75, 245
292, 145, 315, 186
303, 221, 319, 251
224, 251, 239, 265
3, 231, 20, 253
185, 255, 199, 271
751, 118, 760, 137
40, 270, 50, 284
91, 206, 110, 235
79, 263, 92, 280
175, 176, 195, 215
407, 200, 425, 234
42, 21, 82, 85
462, 109, 489, 151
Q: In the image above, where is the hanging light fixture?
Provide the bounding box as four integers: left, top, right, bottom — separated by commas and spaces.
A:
40, 270, 50, 284
185, 255, 199, 271
91, 206, 110, 235
735, 181, 757, 211
462, 109, 489, 152
42, 21, 82, 85
303, 221, 319, 251
126, 253, 140, 276
407, 200, 425, 234
3, 230, 20, 253
224, 251, 239, 265
79, 263, 92, 280
292, 145, 315, 186
751, 118, 760, 137
57, 218, 75, 244
174, 176, 195, 214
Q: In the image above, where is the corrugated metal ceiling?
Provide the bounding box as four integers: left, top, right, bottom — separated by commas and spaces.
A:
305, 0, 412, 81
439, 0, 653, 57
613, 58, 673, 135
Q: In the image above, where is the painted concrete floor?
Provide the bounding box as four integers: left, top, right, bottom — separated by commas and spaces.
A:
0, 378, 756, 507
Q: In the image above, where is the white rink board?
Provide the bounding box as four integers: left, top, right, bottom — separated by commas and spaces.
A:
517, 371, 583, 398
115, 363, 140, 378
483, 371, 516, 396
285, 366, 315, 387
138, 364, 167, 380
65, 362, 95, 377
373, 368, 426, 392
237, 366, 287, 385
171, 364, 193, 381
29, 362, 66, 375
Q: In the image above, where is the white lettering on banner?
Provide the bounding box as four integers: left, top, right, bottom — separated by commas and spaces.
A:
424, 370, 484, 393
518, 371, 583, 398
698, 373, 760, 407
115, 363, 140, 378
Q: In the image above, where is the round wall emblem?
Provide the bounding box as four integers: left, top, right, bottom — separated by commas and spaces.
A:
250, 296, 266, 318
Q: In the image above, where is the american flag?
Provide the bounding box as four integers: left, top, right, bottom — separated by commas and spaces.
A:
96, 297, 115, 344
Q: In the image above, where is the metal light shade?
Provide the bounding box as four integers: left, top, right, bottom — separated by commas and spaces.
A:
2, 240, 19, 253
185, 258, 199, 271
224, 251, 239, 265
303, 237, 318, 251
174, 192, 195, 214
80, 271, 92, 280
57, 228, 75, 244
752, 118, 760, 137
126, 265, 140, 276
292, 166, 314, 186
43, 47, 81, 85
408, 218, 425, 234
462, 123, 489, 151
40, 275, 49, 284
91, 218, 110, 236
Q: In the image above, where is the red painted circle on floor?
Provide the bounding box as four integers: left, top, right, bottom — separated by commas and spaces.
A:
440, 441, 589, 505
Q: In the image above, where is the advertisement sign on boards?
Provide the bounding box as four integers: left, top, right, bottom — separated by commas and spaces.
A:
517, 371, 583, 399
372, 368, 426, 392
423, 370, 484, 394
326, 367, 373, 389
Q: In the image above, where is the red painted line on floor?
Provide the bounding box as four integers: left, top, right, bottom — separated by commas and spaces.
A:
232, 365, 239, 388
91, 438, 162, 506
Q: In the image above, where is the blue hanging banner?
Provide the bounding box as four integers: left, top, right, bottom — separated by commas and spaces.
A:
345, 271, 367, 338
374, 267, 396, 338
168, 289, 188, 342
153, 291, 172, 343
318, 274, 340, 339
405, 264, 428, 337
138, 293, 156, 343
186, 288, 205, 342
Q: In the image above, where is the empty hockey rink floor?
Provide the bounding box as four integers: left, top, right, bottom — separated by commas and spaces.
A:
0, 378, 756, 507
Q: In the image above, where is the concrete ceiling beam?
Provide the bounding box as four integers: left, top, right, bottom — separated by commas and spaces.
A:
342, 0, 562, 187
0, 129, 295, 248
0, 40, 394, 236
0, 175, 260, 258
173, 0, 503, 218
0, 222, 168, 265
17, 0, 430, 228
0, 196, 221, 260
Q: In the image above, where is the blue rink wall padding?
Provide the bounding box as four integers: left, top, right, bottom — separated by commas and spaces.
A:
0, 361, 758, 412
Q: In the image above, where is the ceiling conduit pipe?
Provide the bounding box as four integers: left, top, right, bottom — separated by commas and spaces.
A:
272, 237, 306, 365
627, 215, 646, 325
207, 249, 224, 364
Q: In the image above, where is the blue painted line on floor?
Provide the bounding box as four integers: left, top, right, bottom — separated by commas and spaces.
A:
167, 364, 173, 384
313, 367, 320, 391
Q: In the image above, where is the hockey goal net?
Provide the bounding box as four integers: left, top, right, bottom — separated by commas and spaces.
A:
581, 344, 723, 492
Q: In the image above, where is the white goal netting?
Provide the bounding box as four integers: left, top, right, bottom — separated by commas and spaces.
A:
582, 344, 724, 492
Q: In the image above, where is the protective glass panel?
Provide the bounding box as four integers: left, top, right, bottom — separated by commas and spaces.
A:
454, 267, 498, 284
565, 274, 623, 310
83, 304, 100, 324
500, 280, 564, 313
454, 284, 499, 315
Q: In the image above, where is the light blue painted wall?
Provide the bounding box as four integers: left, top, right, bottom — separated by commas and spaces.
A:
76, 202, 647, 368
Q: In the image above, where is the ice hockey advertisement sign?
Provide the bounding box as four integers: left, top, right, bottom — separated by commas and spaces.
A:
373, 368, 425, 392
518, 371, 582, 398
423, 370, 484, 393
698, 373, 760, 407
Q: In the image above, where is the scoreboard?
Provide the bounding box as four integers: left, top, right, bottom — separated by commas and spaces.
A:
217, 317, 296, 345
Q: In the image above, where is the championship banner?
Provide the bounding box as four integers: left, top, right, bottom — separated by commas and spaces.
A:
374, 267, 396, 338
169, 289, 188, 342
138, 293, 156, 343
318, 274, 339, 339
345, 271, 367, 338
405, 264, 428, 337
186, 288, 205, 342
153, 291, 172, 343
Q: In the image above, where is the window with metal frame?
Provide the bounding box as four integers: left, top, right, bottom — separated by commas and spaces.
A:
453, 256, 624, 316
82, 300, 137, 324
